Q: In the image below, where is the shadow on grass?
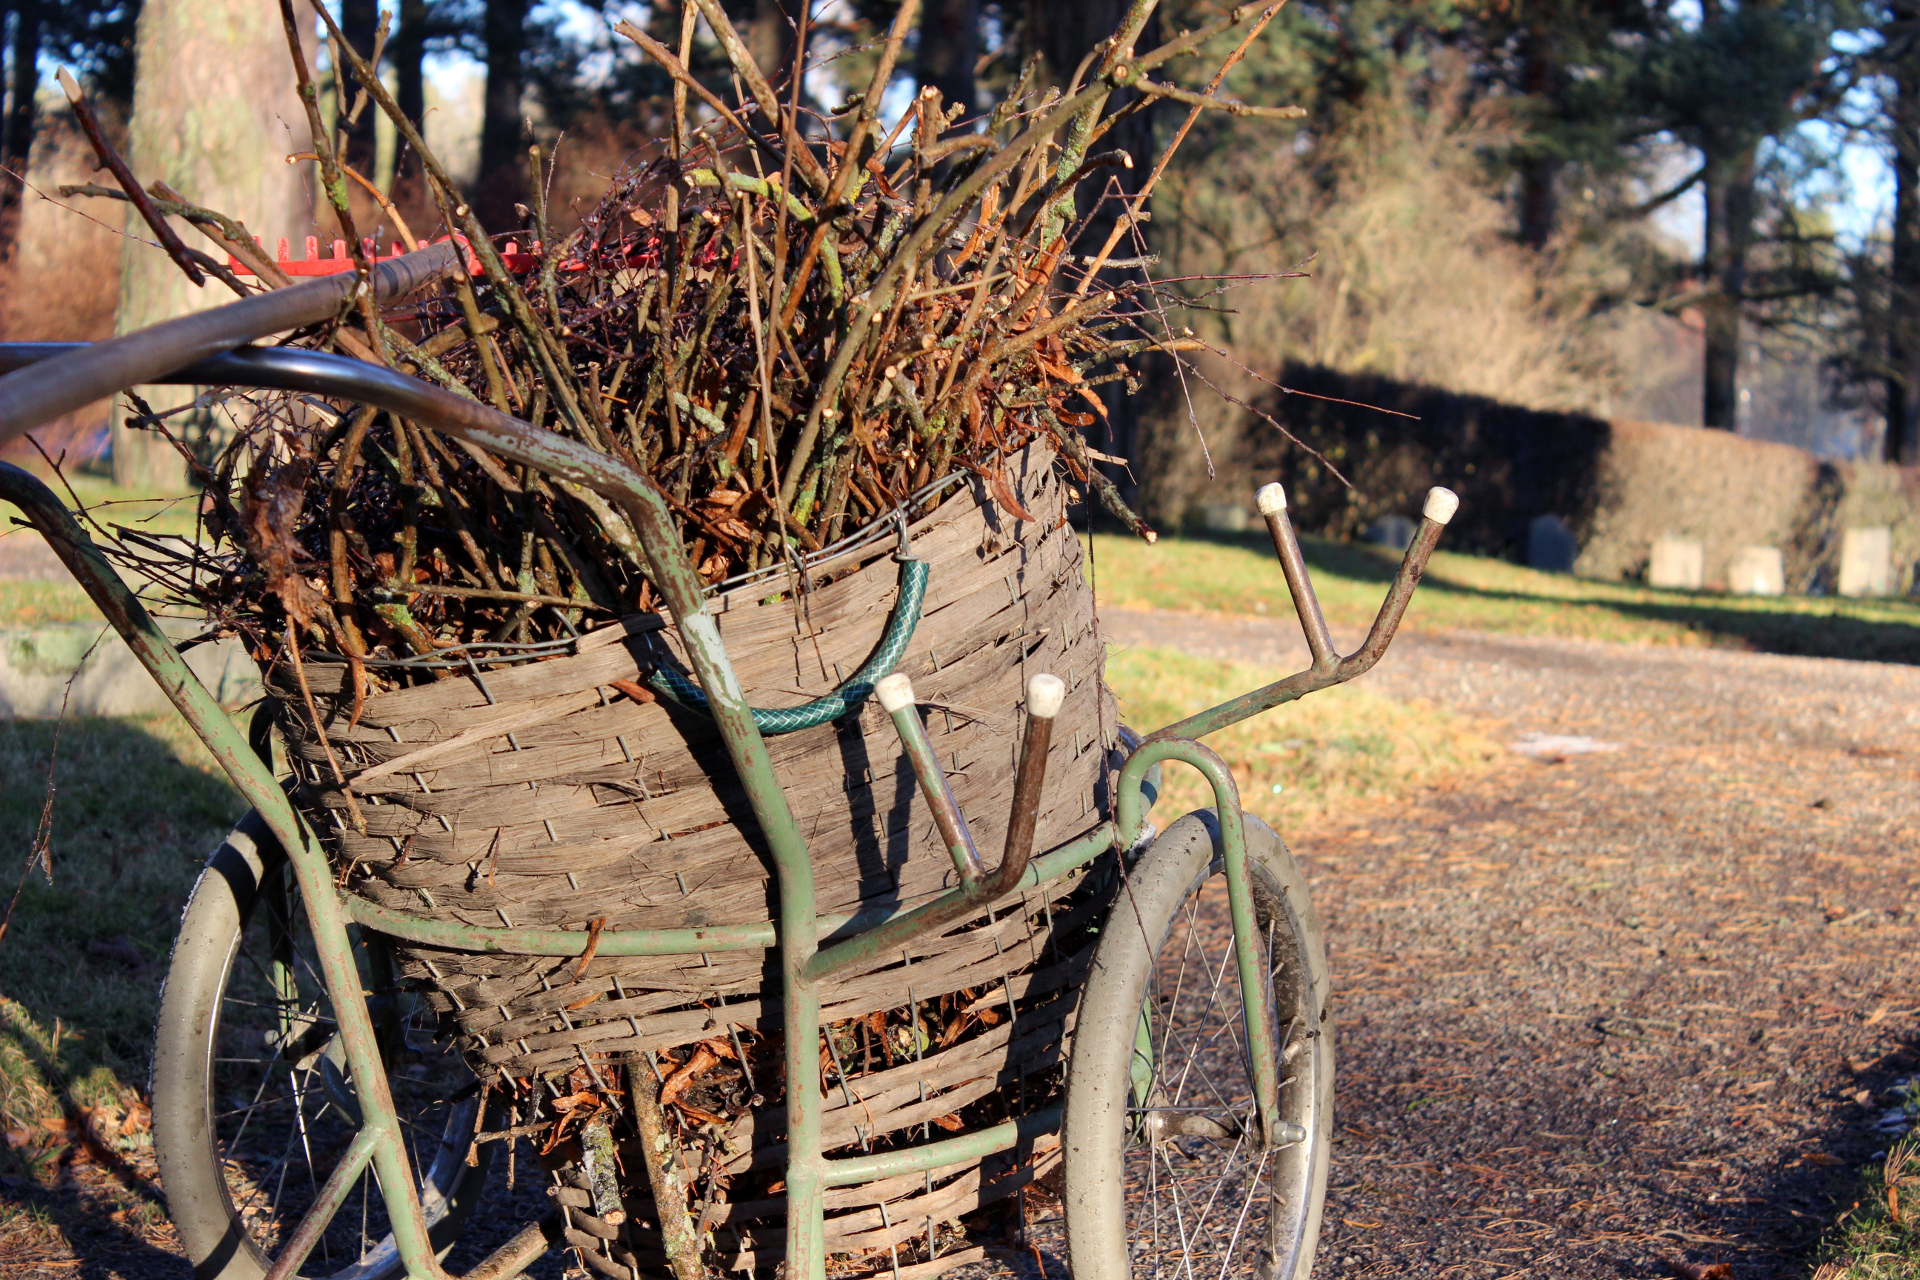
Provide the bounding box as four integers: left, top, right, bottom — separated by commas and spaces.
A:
0, 716, 581, 1278
1685, 1032, 1920, 1279
0, 1012, 189, 1280
0, 715, 237, 1278
1178, 529, 1920, 666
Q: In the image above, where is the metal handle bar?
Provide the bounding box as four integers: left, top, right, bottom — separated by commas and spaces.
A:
0, 340, 935, 734
1150, 481, 1458, 742
0, 332, 1097, 963
0, 242, 459, 445
801, 671, 1066, 986
0, 253, 844, 1276
0, 336, 790, 831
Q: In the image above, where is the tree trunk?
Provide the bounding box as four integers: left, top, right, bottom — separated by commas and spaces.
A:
1021, 1, 1156, 499
0, 0, 39, 256
395, 0, 426, 129
1518, 158, 1559, 251
915, 0, 980, 124
1516, 21, 1558, 250
474, 0, 530, 234
1886, 3, 1920, 465
339, 0, 380, 180
747, 0, 806, 107
389, 0, 430, 231
112, 0, 313, 488
1699, 143, 1755, 431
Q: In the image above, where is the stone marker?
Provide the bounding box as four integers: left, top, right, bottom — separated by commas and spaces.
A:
1527, 515, 1578, 573
1364, 514, 1417, 551
1727, 546, 1785, 596
1193, 502, 1250, 534
1838, 526, 1892, 597
1648, 535, 1704, 590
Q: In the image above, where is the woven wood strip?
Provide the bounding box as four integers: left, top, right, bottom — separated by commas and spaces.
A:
459, 878, 1091, 1082
276, 446, 1115, 1077
565, 1144, 1060, 1273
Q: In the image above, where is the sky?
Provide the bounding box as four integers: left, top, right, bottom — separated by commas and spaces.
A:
410, 0, 1902, 267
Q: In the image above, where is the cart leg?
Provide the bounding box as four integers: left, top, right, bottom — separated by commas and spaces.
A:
1116, 739, 1285, 1148
785, 979, 828, 1280
1220, 797, 1287, 1147
281, 809, 451, 1280
0, 468, 450, 1280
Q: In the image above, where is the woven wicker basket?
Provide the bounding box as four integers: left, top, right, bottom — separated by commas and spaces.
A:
274, 443, 1118, 1273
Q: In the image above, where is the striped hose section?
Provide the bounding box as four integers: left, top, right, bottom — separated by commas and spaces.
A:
647, 556, 930, 734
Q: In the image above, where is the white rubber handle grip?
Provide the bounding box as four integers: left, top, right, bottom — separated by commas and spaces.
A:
875, 672, 916, 713
1026, 673, 1066, 720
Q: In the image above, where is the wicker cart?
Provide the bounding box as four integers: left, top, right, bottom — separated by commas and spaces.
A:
0, 245, 1455, 1280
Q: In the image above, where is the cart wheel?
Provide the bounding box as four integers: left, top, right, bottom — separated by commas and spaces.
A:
151, 811, 493, 1279
1063, 810, 1332, 1280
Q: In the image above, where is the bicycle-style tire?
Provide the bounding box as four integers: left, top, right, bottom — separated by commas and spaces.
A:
1062, 811, 1333, 1280
151, 811, 492, 1279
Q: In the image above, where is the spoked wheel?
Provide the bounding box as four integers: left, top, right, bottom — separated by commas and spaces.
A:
151, 811, 492, 1279
1064, 811, 1333, 1280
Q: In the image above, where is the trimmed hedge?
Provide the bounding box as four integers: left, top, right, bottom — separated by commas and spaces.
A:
1134, 357, 1920, 595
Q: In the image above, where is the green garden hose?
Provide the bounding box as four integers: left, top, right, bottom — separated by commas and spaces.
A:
648, 548, 930, 734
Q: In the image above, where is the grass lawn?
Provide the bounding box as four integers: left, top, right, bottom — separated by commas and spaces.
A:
0, 470, 205, 626
0, 711, 246, 1253
0, 580, 115, 627
4, 470, 203, 541
0, 714, 243, 1116
1091, 530, 1920, 665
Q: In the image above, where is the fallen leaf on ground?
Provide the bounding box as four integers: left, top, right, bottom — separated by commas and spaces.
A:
1667, 1262, 1732, 1279
118, 1100, 151, 1137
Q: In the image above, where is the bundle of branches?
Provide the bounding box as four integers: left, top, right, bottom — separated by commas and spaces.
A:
72, 0, 1300, 692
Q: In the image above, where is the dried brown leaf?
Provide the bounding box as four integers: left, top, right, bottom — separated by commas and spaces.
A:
1667, 1262, 1733, 1280
660, 1043, 719, 1107
983, 465, 1035, 524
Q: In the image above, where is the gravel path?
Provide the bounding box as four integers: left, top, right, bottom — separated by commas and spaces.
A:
1099, 608, 1920, 1279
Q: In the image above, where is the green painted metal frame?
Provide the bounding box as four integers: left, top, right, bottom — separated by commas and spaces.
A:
0, 465, 456, 1275
1104, 484, 1457, 1158
0, 277, 1449, 1276
1113, 737, 1286, 1147
0, 449, 1118, 1280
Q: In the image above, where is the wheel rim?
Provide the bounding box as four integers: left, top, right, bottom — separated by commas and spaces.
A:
205, 862, 484, 1279
1123, 862, 1322, 1280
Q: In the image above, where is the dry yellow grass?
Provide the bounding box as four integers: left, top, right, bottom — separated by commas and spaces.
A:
1104, 642, 1503, 833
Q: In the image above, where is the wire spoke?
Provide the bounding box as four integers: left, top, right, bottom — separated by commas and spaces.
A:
1215, 1146, 1274, 1280
1124, 852, 1318, 1280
